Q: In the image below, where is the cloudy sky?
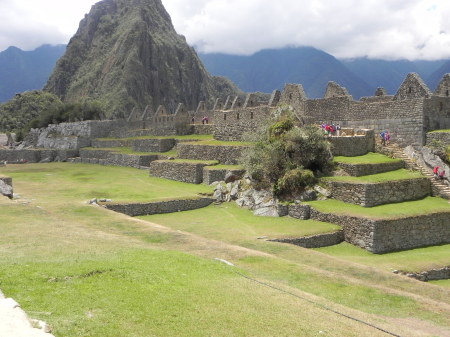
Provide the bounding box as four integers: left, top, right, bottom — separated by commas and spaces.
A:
0, 0, 449, 60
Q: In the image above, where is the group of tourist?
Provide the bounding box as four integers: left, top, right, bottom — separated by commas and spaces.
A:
320, 122, 341, 136
379, 130, 390, 146
433, 166, 446, 180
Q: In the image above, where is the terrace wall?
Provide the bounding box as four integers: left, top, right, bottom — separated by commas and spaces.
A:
326, 178, 431, 207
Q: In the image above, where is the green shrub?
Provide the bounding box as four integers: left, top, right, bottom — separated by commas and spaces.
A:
240, 113, 332, 199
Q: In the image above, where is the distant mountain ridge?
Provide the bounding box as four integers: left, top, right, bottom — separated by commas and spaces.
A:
199, 47, 373, 99
0, 44, 66, 102
200, 47, 449, 99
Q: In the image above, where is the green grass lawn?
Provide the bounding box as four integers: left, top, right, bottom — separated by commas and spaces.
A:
96, 134, 214, 141
183, 139, 254, 147
325, 169, 424, 183
429, 129, 450, 133
334, 152, 402, 164
307, 197, 450, 219
314, 242, 450, 272
0, 163, 211, 203
82, 147, 177, 157
1, 163, 449, 336
139, 203, 341, 246
203, 164, 243, 170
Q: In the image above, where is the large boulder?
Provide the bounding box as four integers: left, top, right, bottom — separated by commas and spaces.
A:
0, 180, 13, 199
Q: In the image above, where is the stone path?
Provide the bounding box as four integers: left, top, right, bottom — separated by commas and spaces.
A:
0, 290, 55, 337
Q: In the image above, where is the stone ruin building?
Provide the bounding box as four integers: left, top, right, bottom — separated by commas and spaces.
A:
1, 72, 450, 255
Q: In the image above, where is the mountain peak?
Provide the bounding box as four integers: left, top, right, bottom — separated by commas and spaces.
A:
45, 0, 239, 118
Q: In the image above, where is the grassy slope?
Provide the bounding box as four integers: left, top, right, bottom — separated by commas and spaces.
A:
1, 163, 449, 337
325, 169, 423, 183
334, 152, 402, 164
306, 197, 450, 219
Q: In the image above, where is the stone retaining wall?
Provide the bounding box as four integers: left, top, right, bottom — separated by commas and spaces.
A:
328, 130, 375, 156
337, 160, 404, 176
0, 149, 78, 163
132, 138, 175, 153
103, 197, 214, 216
426, 131, 450, 146
192, 124, 214, 135
78, 149, 159, 168
177, 143, 250, 165
309, 208, 450, 253
287, 204, 311, 220
326, 178, 430, 207
149, 160, 216, 184
269, 230, 344, 248
203, 167, 245, 185
91, 139, 131, 148
398, 266, 450, 282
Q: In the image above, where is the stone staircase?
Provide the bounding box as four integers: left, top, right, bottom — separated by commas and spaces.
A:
378, 143, 450, 200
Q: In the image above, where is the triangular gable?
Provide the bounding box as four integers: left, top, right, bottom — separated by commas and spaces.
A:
127, 107, 141, 122
231, 96, 243, 110
434, 73, 450, 97
155, 105, 168, 117
280, 84, 307, 105
224, 96, 234, 110
175, 103, 189, 118
196, 101, 207, 113
141, 105, 154, 121
268, 90, 281, 106
324, 82, 351, 99
394, 73, 431, 100
213, 98, 224, 110
243, 93, 258, 108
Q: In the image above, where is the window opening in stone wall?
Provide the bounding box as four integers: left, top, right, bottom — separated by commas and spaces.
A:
289, 93, 292, 100
236, 113, 240, 120
446, 90, 449, 97
224, 114, 226, 120
440, 102, 444, 111
238, 102, 241, 107
250, 111, 254, 119
408, 87, 412, 93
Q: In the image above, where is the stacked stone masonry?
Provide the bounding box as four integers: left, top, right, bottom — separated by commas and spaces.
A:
328, 130, 375, 156
103, 197, 214, 217
149, 160, 217, 184
337, 160, 405, 176
326, 178, 431, 207
309, 208, 450, 253
177, 143, 250, 165
270, 231, 344, 248
426, 131, 450, 146
0, 149, 78, 163
78, 149, 160, 168
203, 167, 246, 185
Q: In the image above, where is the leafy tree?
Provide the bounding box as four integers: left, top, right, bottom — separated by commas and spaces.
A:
240, 113, 333, 199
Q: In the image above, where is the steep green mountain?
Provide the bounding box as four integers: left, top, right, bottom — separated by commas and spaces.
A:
45, 0, 240, 118
341, 58, 446, 94
0, 45, 66, 103
0, 90, 62, 132
199, 47, 373, 99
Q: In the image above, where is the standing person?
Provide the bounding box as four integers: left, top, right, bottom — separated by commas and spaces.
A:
433, 166, 440, 178
384, 131, 390, 145
336, 123, 341, 136
438, 169, 446, 181
380, 131, 386, 146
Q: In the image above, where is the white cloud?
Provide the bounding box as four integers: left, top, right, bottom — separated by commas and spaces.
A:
163, 0, 450, 60
0, 0, 449, 60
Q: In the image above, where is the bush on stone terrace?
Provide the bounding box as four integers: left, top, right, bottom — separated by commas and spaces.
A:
240, 113, 333, 199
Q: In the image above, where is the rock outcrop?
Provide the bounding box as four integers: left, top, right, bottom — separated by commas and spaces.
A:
45, 0, 241, 118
